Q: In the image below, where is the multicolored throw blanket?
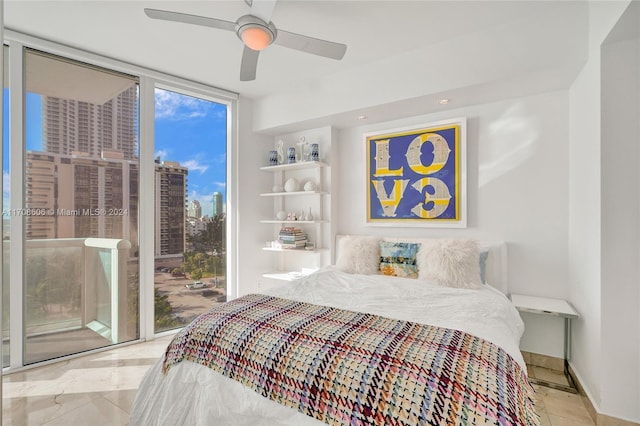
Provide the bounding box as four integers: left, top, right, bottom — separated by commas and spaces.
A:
163, 294, 539, 426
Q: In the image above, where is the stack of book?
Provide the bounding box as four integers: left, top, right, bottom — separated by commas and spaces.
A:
278, 227, 307, 249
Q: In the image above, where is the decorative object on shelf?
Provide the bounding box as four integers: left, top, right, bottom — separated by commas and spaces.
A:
276, 210, 287, 220
284, 177, 299, 192
303, 180, 316, 191
287, 147, 296, 164
365, 117, 467, 228
310, 143, 319, 161
272, 184, 284, 193
305, 207, 313, 221
305, 241, 316, 250
297, 136, 310, 162
269, 150, 278, 166
287, 211, 297, 221
275, 139, 285, 164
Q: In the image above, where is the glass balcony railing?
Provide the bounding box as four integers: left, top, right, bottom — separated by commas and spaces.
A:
4, 237, 138, 365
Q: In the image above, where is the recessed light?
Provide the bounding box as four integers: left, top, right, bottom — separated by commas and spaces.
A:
357, 115, 368, 120
439, 99, 450, 105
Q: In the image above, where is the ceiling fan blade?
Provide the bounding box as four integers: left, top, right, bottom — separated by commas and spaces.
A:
275, 30, 347, 60
249, 0, 278, 24
144, 8, 237, 32
240, 46, 260, 81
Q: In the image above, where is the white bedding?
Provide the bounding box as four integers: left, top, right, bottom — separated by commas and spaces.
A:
131, 267, 525, 425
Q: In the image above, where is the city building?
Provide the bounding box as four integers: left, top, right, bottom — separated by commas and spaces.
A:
43, 86, 138, 160
24, 86, 139, 246
188, 199, 202, 219
25, 151, 138, 247
154, 160, 188, 256
212, 191, 223, 217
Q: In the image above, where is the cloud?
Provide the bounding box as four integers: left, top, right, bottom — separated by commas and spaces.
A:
154, 149, 169, 161
155, 89, 224, 121
182, 159, 208, 174
3, 171, 9, 196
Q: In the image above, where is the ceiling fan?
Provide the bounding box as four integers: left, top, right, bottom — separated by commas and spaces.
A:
144, 0, 347, 82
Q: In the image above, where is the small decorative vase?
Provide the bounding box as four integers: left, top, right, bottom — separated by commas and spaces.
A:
275, 140, 285, 164
297, 136, 310, 161
310, 143, 319, 161
305, 207, 313, 221
269, 150, 278, 166
303, 180, 316, 191
276, 210, 287, 220
287, 147, 296, 164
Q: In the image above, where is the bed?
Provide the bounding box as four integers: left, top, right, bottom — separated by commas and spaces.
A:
131, 236, 538, 425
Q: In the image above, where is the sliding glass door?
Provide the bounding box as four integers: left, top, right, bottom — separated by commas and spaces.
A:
22, 49, 140, 364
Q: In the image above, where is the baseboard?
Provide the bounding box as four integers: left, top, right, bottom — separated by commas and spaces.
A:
523, 352, 640, 426
522, 351, 564, 372
567, 364, 639, 426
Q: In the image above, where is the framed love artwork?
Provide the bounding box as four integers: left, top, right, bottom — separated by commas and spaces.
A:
365, 117, 466, 227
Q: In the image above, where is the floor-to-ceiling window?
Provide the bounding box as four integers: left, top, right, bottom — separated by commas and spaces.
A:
2, 44, 8, 368
0, 34, 236, 370
153, 87, 228, 333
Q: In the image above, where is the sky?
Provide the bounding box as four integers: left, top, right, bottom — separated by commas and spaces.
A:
154, 88, 228, 218
3, 88, 228, 219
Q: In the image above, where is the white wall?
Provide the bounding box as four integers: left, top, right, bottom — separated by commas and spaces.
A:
236, 96, 274, 296
336, 91, 570, 358
600, 24, 640, 422
568, 1, 636, 420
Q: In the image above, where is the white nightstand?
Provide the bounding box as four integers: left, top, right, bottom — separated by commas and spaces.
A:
509, 293, 579, 393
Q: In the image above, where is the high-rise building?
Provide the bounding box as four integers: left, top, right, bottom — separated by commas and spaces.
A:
188, 200, 202, 219
155, 161, 188, 256
25, 86, 140, 245
25, 152, 138, 247
43, 86, 138, 160
212, 192, 223, 217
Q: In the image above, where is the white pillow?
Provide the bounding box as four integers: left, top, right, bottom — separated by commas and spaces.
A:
335, 235, 381, 275
417, 239, 482, 289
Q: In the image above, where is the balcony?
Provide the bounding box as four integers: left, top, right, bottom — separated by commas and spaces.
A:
3, 237, 137, 365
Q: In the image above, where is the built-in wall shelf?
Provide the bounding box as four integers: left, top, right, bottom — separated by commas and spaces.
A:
260, 191, 327, 197
259, 129, 334, 284
260, 161, 328, 172
260, 220, 328, 224
262, 247, 329, 253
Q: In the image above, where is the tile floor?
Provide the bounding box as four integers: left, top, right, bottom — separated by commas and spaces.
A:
2, 337, 595, 425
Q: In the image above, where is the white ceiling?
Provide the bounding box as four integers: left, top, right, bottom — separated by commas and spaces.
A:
5, 0, 592, 133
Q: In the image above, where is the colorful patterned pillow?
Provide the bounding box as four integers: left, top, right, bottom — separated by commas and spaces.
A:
379, 241, 420, 278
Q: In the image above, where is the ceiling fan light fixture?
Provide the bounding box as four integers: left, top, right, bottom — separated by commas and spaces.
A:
240, 25, 272, 50
236, 15, 276, 51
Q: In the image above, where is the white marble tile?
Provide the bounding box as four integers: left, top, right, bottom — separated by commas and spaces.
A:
40, 396, 130, 426
2, 392, 102, 426
3, 338, 598, 426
